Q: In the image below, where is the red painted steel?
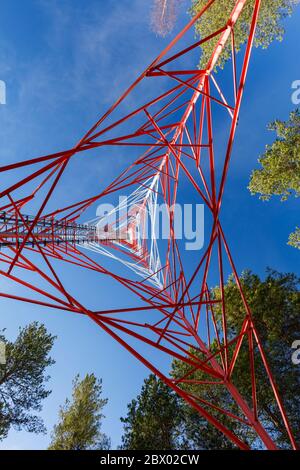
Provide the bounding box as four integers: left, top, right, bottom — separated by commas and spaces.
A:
0, 0, 297, 450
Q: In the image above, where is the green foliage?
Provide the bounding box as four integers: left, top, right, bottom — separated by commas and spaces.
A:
190, 0, 299, 69
249, 109, 300, 248
288, 227, 300, 249
48, 373, 110, 450
120, 374, 185, 450
120, 271, 299, 450
249, 110, 300, 200
172, 335, 252, 449
172, 270, 300, 449
0, 322, 55, 440
172, 353, 243, 449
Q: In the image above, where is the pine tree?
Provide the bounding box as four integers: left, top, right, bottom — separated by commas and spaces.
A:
0, 322, 55, 440
120, 271, 300, 449
48, 374, 110, 450
172, 270, 300, 449
120, 374, 185, 450
249, 109, 300, 249
190, 0, 299, 69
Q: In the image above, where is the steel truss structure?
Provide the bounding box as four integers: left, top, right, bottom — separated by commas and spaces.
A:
0, 0, 297, 450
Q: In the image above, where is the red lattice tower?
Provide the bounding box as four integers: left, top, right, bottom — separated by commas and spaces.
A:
0, 0, 297, 449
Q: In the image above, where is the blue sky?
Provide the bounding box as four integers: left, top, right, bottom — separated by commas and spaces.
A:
0, 0, 299, 450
